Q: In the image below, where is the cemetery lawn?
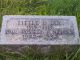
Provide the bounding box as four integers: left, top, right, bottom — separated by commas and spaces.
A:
0, 0, 80, 60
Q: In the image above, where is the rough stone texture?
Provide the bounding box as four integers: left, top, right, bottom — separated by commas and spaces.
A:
0, 16, 79, 44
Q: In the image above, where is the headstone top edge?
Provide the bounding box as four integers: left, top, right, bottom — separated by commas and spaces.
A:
3, 15, 76, 18
3, 15, 76, 21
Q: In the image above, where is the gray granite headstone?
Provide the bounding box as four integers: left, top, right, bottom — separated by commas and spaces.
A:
0, 32, 1, 40
0, 15, 79, 45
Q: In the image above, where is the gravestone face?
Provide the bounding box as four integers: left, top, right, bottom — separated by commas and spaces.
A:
0, 15, 79, 45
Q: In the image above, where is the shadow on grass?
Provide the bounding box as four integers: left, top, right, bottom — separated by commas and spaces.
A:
0, 45, 80, 60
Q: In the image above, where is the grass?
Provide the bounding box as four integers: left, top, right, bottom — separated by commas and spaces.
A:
0, 0, 80, 60
0, 45, 80, 60
0, 0, 80, 27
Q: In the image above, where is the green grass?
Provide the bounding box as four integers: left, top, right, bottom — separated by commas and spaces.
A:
0, 0, 80, 28
0, 45, 80, 60
0, 0, 80, 60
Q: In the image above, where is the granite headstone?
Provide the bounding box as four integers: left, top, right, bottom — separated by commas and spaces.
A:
0, 15, 79, 45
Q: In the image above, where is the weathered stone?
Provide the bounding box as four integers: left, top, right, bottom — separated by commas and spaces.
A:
0, 15, 79, 44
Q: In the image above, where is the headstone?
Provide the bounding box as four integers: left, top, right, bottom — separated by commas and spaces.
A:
0, 15, 79, 45
0, 32, 1, 40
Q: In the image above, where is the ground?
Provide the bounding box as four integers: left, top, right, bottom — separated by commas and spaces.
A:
0, 0, 80, 60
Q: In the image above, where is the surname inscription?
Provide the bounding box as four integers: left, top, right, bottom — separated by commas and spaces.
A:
0, 16, 79, 44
